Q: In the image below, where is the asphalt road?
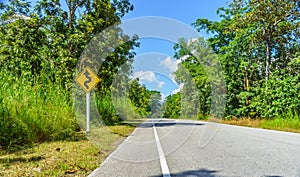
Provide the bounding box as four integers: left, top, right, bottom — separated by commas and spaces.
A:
89, 119, 300, 177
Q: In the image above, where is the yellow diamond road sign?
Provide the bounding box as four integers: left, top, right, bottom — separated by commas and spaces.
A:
76, 66, 100, 93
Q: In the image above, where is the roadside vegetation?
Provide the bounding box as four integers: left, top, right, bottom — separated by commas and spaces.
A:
0, 70, 79, 152
222, 115, 300, 134
163, 0, 300, 132
0, 0, 140, 175
0, 0, 161, 148
0, 0, 140, 150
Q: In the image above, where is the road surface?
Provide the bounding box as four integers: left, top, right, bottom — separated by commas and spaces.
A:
89, 119, 300, 177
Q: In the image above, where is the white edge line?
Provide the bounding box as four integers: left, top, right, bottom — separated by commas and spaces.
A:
153, 121, 171, 177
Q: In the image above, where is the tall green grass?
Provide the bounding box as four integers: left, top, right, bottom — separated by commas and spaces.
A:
0, 71, 78, 152
95, 95, 141, 125
95, 94, 120, 126
112, 97, 140, 120
259, 113, 300, 132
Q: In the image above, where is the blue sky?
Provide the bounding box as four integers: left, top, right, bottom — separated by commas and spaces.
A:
122, 0, 230, 99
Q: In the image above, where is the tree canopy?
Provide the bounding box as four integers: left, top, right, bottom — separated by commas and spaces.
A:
164, 0, 300, 119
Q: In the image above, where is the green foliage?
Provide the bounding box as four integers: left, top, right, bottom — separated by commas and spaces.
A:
149, 90, 163, 118
247, 70, 300, 118
112, 75, 163, 119
0, 70, 77, 152
260, 114, 300, 131
129, 79, 152, 117
0, 0, 136, 91
192, 0, 300, 119
173, 38, 216, 117
164, 37, 224, 119
112, 97, 140, 121
0, 0, 136, 150
95, 94, 120, 126
163, 93, 181, 118
96, 38, 139, 95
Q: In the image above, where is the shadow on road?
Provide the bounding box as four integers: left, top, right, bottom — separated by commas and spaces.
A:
150, 170, 284, 177
150, 168, 221, 177
138, 122, 205, 128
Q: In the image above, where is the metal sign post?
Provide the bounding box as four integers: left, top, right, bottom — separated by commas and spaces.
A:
86, 92, 90, 133
76, 66, 100, 133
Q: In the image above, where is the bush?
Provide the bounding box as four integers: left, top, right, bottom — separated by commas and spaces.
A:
235, 71, 300, 119
255, 72, 299, 118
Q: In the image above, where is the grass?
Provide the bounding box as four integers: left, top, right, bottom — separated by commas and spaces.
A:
221, 117, 300, 133
0, 139, 100, 177
0, 124, 135, 177
0, 70, 139, 176
108, 124, 136, 137
259, 117, 300, 133
86, 124, 136, 154
0, 71, 78, 152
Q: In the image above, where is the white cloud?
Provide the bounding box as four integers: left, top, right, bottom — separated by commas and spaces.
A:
160, 56, 181, 73
172, 83, 184, 94
160, 93, 166, 102
156, 81, 165, 89
181, 55, 190, 61
170, 74, 178, 85
132, 71, 165, 90
187, 38, 199, 55
187, 38, 198, 45
132, 71, 157, 83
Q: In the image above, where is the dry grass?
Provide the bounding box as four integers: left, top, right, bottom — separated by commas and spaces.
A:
222, 118, 263, 127
0, 140, 101, 176
221, 118, 300, 133
0, 125, 135, 177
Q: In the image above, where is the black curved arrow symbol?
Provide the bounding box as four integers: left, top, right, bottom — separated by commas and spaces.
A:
84, 70, 92, 89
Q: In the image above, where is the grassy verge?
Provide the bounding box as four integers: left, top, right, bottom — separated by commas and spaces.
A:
0, 124, 135, 177
0, 71, 78, 152
221, 117, 300, 133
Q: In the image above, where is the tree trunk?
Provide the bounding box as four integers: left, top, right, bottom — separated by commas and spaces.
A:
265, 40, 271, 89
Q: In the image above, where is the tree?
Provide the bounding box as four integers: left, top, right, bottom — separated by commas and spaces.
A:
0, 0, 138, 127
193, 6, 242, 116
149, 90, 162, 118
163, 93, 181, 118
231, 0, 300, 85
129, 79, 152, 117
173, 37, 225, 119
193, 0, 300, 118
0, 0, 137, 92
